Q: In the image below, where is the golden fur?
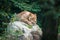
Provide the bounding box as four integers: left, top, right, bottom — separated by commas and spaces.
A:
17, 11, 37, 25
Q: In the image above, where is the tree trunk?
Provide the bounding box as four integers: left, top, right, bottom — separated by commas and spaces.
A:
42, 15, 58, 40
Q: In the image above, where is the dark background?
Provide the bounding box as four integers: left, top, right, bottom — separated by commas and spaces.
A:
0, 0, 60, 40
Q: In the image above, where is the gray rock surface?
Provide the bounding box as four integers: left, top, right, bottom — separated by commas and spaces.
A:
7, 21, 42, 40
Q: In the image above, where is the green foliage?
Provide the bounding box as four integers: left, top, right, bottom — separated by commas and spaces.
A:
10, 0, 41, 12
0, 10, 10, 35
0, 0, 60, 36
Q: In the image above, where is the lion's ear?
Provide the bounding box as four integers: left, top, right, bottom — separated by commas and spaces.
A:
34, 14, 37, 17
34, 14, 37, 16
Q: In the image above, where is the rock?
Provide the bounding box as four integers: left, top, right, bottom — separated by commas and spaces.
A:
7, 21, 42, 40
17, 35, 27, 40
31, 31, 42, 40
58, 33, 60, 40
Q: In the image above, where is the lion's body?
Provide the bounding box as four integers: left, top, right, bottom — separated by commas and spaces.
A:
17, 11, 37, 26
